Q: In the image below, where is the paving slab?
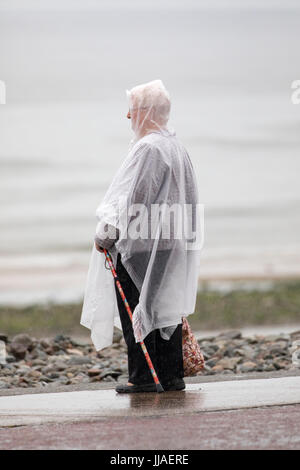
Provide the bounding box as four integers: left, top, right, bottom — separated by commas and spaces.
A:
1, 404, 300, 450
0, 376, 299, 427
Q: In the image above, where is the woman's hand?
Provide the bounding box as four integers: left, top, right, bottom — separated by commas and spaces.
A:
95, 241, 104, 253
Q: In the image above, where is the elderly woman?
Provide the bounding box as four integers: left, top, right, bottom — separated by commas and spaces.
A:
81, 79, 201, 393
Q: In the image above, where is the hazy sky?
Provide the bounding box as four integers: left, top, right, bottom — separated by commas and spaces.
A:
1, 0, 300, 10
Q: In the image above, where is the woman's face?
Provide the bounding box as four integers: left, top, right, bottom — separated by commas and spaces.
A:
126, 107, 142, 134
127, 104, 156, 137
127, 106, 147, 126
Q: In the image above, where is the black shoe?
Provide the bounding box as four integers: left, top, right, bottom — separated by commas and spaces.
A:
115, 382, 157, 393
162, 378, 185, 391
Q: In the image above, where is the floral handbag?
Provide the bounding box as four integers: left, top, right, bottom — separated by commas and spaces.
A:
182, 317, 205, 376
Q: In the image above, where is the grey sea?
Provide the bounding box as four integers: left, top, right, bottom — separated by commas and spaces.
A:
1, 0, 300, 304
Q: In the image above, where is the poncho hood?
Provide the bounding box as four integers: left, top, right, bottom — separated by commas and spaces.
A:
126, 79, 175, 149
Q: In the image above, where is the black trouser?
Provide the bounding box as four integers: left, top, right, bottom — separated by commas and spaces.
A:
114, 252, 184, 385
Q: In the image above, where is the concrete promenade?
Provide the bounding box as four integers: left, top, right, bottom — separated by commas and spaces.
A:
0, 374, 299, 449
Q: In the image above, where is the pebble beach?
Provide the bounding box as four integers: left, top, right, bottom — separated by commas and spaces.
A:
0, 329, 299, 391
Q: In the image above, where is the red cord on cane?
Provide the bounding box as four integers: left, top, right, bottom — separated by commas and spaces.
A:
103, 249, 164, 393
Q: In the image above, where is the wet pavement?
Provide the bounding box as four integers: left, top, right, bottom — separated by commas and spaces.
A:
0, 376, 299, 428
1, 404, 300, 450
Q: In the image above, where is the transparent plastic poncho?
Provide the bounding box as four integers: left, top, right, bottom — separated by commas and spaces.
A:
81, 79, 203, 350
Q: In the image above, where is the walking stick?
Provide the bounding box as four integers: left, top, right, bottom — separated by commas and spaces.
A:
103, 249, 164, 393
